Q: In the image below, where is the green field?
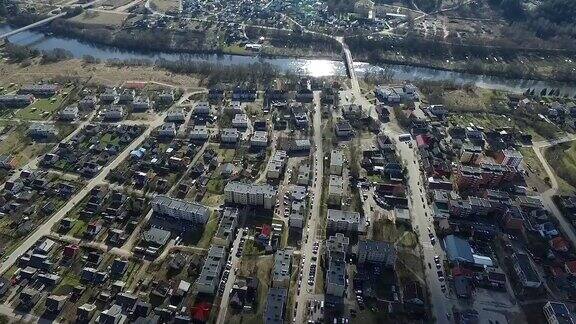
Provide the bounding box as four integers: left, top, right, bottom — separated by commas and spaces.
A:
15, 97, 64, 120
545, 141, 576, 193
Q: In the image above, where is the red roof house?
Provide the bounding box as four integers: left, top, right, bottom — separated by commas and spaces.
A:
63, 244, 79, 258
550, 237, 570, 252
565, 261, 576, 276
191, 302, 211, 323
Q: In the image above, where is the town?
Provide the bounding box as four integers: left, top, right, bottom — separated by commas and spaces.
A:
0, 57, 572, 324
0, 0, 575, 323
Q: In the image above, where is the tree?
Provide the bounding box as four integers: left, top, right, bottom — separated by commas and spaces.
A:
500, 0, 523, 20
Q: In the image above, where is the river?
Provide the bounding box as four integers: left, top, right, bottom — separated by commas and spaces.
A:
1, 24, 575, 95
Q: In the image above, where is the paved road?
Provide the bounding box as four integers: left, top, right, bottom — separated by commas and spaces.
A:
387, 131, 450, 323
294, 91, 324, 323
216, 228, 244, 324
339, 33, 451, 321
0, 114, 165, 275
0, 0, 105, 39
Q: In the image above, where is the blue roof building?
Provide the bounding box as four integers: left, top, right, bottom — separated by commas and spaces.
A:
444, 235, 474, 264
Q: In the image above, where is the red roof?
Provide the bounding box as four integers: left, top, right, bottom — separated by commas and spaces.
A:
261, 224, 272, 238
415, 134, 429, 148
565, 261, 576, 275
452, 266, 474, 278
551, 266, 565, 278
124, 81, 147, 89
191, 302, 212, 322
63, 244, 79, 257
550, 237, 570, 251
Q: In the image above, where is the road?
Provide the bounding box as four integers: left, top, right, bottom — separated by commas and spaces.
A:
294, 91, 324, 323
338, 31, 451, 321
216, 228, 245, 324
0, 114, 166, 275
532, 136, 576, 247
387, 131, 450, 323
0, 0, 105, 39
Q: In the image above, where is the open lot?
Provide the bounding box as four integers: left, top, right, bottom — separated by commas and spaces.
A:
227, 255, 274, 324
70, 10, 128, 28
150, 0, 180, 13
545, 141, 576, 193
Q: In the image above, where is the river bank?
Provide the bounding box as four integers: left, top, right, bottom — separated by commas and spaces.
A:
43, 18, 576, 87
347, 35, 576, 84
1, 23, 575, 95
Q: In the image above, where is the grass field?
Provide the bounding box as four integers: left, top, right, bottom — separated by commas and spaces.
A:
196, 210, 219, 248
100, 0, 134, 9
228, 256, 274, 324
70, 10, 128, 27
149, 0, 180, 13
0, 124, 53, 167
372, 219, 418, 248
545, 142, 576, 193
15, 97, 64, 120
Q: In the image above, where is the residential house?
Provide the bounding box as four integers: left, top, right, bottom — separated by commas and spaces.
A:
0, 94, 34, 108
190, 125, 209, 141
158, 122, 177, 138
132, 96, 151, 111
232, 114, 250, 129
221, 128, 239, 143
79, 95, 97, 109
19, 84, 58, 97
334, 120, 353, 138
166, 108, 185, 123
328, 175, 344, 206
193, 102, 211, 115
251, 131, 268, 148
28, 123, 59, 139
104, 105, 124, 120
59, 105, 79, 121
266, 150, 287, 179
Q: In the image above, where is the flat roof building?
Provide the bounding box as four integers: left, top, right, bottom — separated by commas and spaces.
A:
330, 150, 344, 175
214, 208, 239, 246
357, 239, 396, 267
224, 182, 277, 209
272, 249, 292, 288
264, 288, 287, 324
327, 209, 360, 232
152, 195, 210, 227
196, 245, 227, 295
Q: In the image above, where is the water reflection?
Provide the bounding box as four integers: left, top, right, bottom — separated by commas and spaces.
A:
1, 24, 575, 95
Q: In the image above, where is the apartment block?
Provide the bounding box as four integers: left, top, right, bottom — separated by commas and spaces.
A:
224, 182, 277, 209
